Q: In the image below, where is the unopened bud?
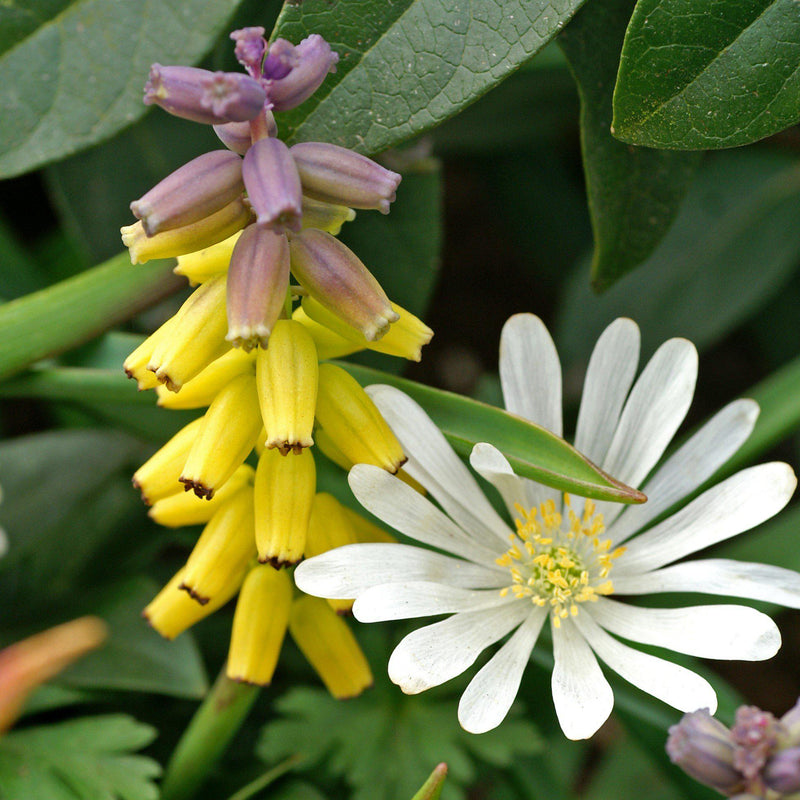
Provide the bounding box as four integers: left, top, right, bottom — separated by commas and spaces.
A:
180, 485, 257, 604
765, 746, 800, 794
174, 231, 240, 284
132, 418, 205, 505
227, 565, 292, 685
301, 196, 355, 235
254, 447, 316, 567
121, 196, 252, 265
291, 305, 363, 360
288, 595, 372, 699
666, 709, 743, 795
124, 315, 182, 391
131, 151, 244, 236
256, 319, 318, 454
289, 228, 398, 341
148, 275, 231, 392
226, 224, 290, 350
144, 64, 266, 124
242, 137, 302, 232
315, 363, 406, 473
291, 142, 400, 213
264, 35, 338, 111
180, 373, 262, 499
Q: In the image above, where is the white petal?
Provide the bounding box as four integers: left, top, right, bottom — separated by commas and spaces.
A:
574, 318, 640, 467
367, 384, 510, 543
610, 399, 759, 545
458, 609, 547, 733
575, 610, 717, 713
388, 602, 531, 694
353, 582, 511, 622
590, 597, 781, 660
594, 338, 698, 529
617, 462, 796, 574
294, 543, 507, 599
551, 617, 614, 740
469, 443, 531, 517
499, 313, 562, 436
613, 558, 800, 609
348, 464, 503, 563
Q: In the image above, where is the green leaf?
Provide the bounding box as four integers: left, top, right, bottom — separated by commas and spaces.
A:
612, 0, 800, 149
0, 0, 245, 178
556, 149, 800, 362
339, 362, 646, 504
272, 0, 590, 154
0, 253, 183, 381
558, 0, 701, 291
257, 679, 540, 800
0, 715, 160, 800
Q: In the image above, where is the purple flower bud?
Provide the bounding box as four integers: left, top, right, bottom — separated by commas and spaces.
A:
243, 138, 302, 233
290, 142, 401, 214
130, 150, 244, 236
288, 229, 399, 341
226, 224, 290, 350
144, 64, 266, 124
230, 27, 267, 77
264, 35, 339, 111
731, 706, 779, 780
666, 710, 743, 795
780, 698, 800, 743
765, 747, 800, 794
213, 111, 277, 156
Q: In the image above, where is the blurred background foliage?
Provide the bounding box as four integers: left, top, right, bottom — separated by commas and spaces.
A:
0, 0, 799, 798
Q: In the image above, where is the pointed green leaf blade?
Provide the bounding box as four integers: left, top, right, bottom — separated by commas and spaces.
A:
558, 0, 701, 291
612, 0, 800, 149
338, 363, 645, 504
273, 0, 591, 155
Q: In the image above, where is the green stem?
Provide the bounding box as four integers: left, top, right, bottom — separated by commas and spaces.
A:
225, 754, 304, 800
0, 253, 182, 380
161, 668, 261, 800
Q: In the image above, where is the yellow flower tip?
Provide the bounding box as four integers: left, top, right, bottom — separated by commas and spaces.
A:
178, 476, 215, 500
257, 554, 300, 568
225, 326, 270, 352
178, 580, 211, 606
265, 435, 315, 456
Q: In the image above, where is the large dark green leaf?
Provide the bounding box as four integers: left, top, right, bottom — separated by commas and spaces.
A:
340, 362, 645, 504
557, 150, 800, 362
272, 0, 590, 154
612, 0, 800, 149
559, 0, 701, 291
0, 715, 160, 800
0, 0, 244, 178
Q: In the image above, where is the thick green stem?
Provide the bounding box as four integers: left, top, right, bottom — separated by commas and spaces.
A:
161, 668, 261, 800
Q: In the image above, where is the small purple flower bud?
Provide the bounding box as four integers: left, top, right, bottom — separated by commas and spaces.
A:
213, 111, 277, 156
230, 27, 267, 77
262, 39, 297, 81
731, 706, 779, 780
226, 224, 290, 351
288, 229, 399, 341
290, 142, 401, 214
243, 138, 302, 233
144, 64, 266, 124
130, 150, 244, 236
264, 35, 339, 111
666, 710, 744, 795
765, 747, 800, 794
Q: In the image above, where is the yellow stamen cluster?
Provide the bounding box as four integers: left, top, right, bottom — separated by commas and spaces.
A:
497, 495, 625, 627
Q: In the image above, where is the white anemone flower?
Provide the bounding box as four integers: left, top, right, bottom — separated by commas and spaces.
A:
295, 315, 800, 739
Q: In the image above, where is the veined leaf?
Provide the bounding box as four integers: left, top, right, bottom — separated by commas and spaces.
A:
559, 0, 701, 291
612, 0, 800, 149
272, 0, 591, 154
339, 363, 645, 504
0, 254, 182, 380
0, 715, 160, 800
0, 0, 244, 178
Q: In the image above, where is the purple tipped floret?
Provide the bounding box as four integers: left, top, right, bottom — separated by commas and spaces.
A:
290, 142, 401, 214
130, 150, 244, 236
765, 747, 800, 794
230, 27, 267, 77
242, 138, 303, 233
264, 35, 339, 111
144, 64, 266, 125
